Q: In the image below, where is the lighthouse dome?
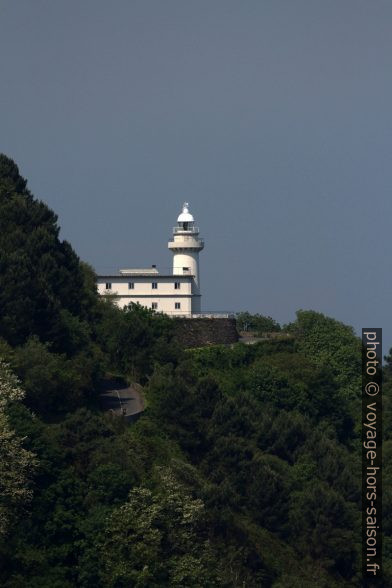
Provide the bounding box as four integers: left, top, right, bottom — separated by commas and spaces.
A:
177, 202, 194, 223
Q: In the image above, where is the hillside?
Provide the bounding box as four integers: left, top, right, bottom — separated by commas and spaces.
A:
0, 155, 391, 586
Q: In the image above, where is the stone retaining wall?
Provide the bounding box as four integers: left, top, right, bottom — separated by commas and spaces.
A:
173, 318, 239, 348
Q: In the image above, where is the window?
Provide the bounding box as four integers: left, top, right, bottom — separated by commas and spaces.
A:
152, 302, 158, 310
105, 283, 112, 290
152, 282, 158, 289
174, 282, 181, 290
128, 282, 134, 290
175, 302, 181, 309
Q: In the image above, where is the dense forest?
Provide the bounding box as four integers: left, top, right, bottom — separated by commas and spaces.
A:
0, 154, 391, 586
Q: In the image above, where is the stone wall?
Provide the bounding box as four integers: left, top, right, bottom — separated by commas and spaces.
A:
173, 318, 239, 348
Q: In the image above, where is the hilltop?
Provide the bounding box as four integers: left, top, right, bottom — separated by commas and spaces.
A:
0, 155, 391, 586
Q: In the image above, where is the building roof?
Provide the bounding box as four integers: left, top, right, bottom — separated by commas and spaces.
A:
97, 274, 194, 279
119, 268, 159, 275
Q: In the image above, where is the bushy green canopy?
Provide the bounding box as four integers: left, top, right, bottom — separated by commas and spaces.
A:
0, 154, 94, 352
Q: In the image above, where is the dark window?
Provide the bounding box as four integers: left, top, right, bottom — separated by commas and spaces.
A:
105, 283, 112, 290
152, 302, 158, 310
174, 282, 181, 290
152, 282, 158, 289
175, 302, 181, 309
128, 282, 134, 290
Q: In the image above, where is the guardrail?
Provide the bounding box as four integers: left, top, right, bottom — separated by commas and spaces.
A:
168, 311, 235, 319
173, 226, 200, 234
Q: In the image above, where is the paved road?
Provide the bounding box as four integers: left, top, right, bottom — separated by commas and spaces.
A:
100, 383, 144, 420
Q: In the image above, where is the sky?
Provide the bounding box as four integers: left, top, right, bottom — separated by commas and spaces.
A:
1, 1, 391, 348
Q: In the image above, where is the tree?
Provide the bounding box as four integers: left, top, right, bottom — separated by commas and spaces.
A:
99, 466, 221, 587
10, 337, 103, 416
96, 302, 180, 379
287, 310, 361, 402
236, 312, 281, 334
288, 479, 359, 578
0, 361, 37, 536
0, 154, 98, 354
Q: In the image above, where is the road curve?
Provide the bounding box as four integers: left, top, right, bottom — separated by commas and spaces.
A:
100, 383, 144, 420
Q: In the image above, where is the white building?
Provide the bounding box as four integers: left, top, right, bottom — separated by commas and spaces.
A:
97, 203, 204, 316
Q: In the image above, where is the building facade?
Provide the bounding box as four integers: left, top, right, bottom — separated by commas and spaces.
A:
97, 203, 204, 316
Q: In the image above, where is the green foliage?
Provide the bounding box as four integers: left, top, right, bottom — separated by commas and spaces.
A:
148, 363, 222, 459
0, 155, 96, 353
10, 336, 103, 416
246, 354, 354, 440
236, 311, 281, 334
287, 310, 361, 401
146, 327, 363, 582
1, 308, 366, 587
288, 479, 358, 576
96, 301, 181, 380
0, 155, 111, 417
99, 466, 221, 587
0, 361, 37, 537
0, 156, 377, 585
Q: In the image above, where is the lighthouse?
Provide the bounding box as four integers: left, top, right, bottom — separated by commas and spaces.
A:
97, 202, 205, 316
168, 202, 204, 312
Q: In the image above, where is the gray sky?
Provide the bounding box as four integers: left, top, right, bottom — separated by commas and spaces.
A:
1, 1, 391, 348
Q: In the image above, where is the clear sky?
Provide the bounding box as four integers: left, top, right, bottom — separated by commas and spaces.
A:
1, 1, 391, 348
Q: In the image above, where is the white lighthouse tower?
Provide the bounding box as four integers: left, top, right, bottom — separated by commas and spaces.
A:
168, 202, 204, 313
